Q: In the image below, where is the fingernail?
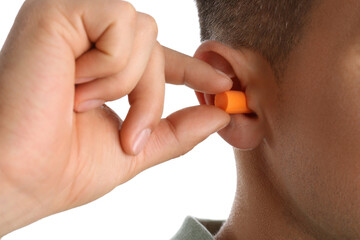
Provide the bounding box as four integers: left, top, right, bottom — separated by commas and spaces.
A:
217, 121, 230, 132
133, 129, 151, 155
76, 77, 96, 84
76, 99, 105, 112
215, 69, 232, 80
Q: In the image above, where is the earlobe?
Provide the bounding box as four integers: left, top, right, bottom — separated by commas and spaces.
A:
194, 40, 270, 150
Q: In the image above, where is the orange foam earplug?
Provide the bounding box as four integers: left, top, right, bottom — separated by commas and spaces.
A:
215, 91, 252, 114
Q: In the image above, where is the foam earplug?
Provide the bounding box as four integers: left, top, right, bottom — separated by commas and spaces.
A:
215, 91, 252, 114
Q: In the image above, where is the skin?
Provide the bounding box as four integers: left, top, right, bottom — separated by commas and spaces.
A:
2, 0, 360, 239
0, 0, 232, 236
196, 0, 360, 239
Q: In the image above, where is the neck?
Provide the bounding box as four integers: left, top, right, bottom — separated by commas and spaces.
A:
215, 147, 317, 240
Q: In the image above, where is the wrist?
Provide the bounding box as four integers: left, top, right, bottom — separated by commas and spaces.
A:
0, 176, 47, 237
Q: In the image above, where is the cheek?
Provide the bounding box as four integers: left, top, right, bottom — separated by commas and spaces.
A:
267, 50, 360, 236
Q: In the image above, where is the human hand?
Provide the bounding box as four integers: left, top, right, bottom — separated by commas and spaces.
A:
0, 0, 232, 236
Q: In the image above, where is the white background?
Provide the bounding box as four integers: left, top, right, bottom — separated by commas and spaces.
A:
0, 1, 236, 239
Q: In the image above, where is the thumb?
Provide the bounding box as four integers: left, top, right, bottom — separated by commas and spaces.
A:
131, 105, 230, 175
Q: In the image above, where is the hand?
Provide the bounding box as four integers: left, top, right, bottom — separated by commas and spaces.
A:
0, 0, 231, 236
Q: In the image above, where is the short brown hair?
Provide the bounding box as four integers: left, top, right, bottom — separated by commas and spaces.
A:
195, 0, 315, 78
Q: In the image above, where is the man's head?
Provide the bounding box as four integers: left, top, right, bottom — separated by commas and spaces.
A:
194, 0, 360, 239
195, 0, 315, 77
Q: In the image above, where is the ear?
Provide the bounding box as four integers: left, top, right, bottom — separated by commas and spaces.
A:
194, 41, 275, 150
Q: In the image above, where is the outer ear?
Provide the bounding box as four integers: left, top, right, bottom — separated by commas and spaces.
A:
194, 41, 273, 150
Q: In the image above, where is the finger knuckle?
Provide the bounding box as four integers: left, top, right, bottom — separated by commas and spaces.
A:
104, 75, 134, 100
118, 1, 137, 18
102, 58, 127, 78
23, 0, 73, 43
116, 56, 129, 72
143, 14, 158, 38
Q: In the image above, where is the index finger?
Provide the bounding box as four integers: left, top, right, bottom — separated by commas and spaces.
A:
163, 47, 233, 94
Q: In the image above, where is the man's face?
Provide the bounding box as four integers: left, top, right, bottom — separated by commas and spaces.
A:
266, 0, 360, 237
